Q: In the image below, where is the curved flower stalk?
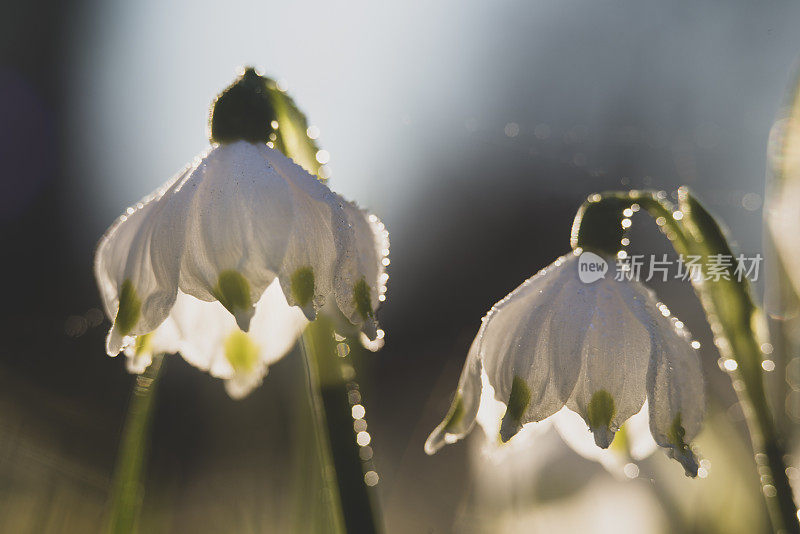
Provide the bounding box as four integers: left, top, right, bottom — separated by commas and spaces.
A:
571, 189, 798, 534
426, 251, 705, 476
95, 72, 388, 398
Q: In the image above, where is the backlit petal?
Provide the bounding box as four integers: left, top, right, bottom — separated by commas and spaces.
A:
266, 149, 341, 319
95, 165, 192, 355
177, 142, 294, 329
167, 280, 307, 398
566, 279, 649, 448
334, 201, 389, 339
424, 336, 482, 455
638, 296, 705, 476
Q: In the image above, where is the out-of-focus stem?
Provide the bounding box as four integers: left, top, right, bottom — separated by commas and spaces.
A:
264, 68, 380, 531
300, 317, 381, 534
105, 355, 164, 534
577, 188, 799, 534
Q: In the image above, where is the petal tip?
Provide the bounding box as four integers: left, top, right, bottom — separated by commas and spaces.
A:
125, 353, 153, 374
425, 394, 471, 454
499, 417, 521, 443
423, 432, 444, 455
669, 446, 700, 477
359, 331, 385, 352
233, 307, 256, 332
299, 302, 317, 322
224, 374, 262, 399
591, 426, 616, 449
361, 317, 378, 341
424, 426, 461, 455
106, 327, 132, 357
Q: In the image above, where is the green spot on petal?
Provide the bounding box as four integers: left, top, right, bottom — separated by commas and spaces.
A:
507, 376, 531, 422
442, 395, 465, 432
116, 279, 141, 336
667, 413, 699, 477
224, 330, 260, 374
214, 270, 252, 317
668, 413, 689, 452
353, 277, 373, 321
291, 267, 315, 307
587, 389, 616, 432
500, 375, 531, 442
134, 332, 153, 356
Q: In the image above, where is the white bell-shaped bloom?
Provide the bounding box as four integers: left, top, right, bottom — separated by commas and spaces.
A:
95, 141, 387, 398
766, 81, 800, 302
425, 250, 704, 476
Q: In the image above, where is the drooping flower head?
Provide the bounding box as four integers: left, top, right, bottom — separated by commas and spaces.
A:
95, 68, 389, 397
426, 216, 704, 476
766, 70, 800, 307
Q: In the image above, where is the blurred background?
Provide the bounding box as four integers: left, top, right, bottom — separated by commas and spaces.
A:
3, 0, 800, 532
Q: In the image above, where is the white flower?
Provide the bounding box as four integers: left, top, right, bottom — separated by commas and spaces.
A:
425, 251, 704, 476
767, 87, 800, 302
95, 140, 388, 398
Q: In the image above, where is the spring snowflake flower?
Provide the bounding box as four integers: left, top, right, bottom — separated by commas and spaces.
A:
95, 69, 388, 398
425, 251, 704, 476
767, 80, 800, 301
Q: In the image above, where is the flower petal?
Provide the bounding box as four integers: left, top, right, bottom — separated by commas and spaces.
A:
333, 201, 389, 339
264, 148, 341, 319
122, 319, 181, 374
167, 292, 241, 377
95, 165, 192, 355
247, 279, 310, 365
637, 296, 705, 476
532, 258, 596, 416
477, 255, 584, 441
424, 336, 482, 455
552, 407, 613, 463
552, 401, 656, 478
167, 280, 307, 398
624, 400, 659, 461
566, 279, 650, 448
177, 142, 294, 329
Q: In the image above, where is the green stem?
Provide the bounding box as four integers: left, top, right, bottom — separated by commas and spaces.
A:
300, 317, 382, 534
579, 189, 799, 534
298, 326, 346, 534
248, 68, 379, 531
105, 354, 164, 534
